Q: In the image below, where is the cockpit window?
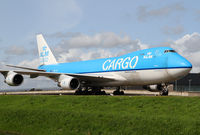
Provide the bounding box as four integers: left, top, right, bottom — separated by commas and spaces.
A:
164, 50, 176, 53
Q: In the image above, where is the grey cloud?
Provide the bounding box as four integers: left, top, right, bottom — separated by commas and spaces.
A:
19, 59, 39, 68
46, 32, 82, 39
43, 32, 149, 63
137, 3, 185, 21
162, 25, 184, 35
0, 62, 6, 69
58, 32, 134, 49
18, 32, 149, 65
56, 41, 149, 63
4, 45, 27, 56
57, 48, 115, 63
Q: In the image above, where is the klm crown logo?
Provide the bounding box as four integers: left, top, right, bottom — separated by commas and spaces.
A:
40, 46, 49, 62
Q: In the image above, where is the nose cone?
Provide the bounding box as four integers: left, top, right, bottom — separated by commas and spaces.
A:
168, 54, 192, 68
167, 54, 192, 79
178, 57, 192, 68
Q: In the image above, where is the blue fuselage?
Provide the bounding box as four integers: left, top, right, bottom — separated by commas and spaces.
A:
38, 47, 192, 74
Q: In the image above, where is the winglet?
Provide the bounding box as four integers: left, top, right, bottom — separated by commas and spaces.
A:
36, 34, 57, 65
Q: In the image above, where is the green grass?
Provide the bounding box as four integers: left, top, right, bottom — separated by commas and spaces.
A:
0, 95, 199, 135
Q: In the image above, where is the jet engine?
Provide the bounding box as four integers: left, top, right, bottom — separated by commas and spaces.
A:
58, 75, 80, 90
5, 71, 24, 86
143, 84, 162, 92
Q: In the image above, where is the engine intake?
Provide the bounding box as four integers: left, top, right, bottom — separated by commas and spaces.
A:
58, 75, 80, 90
5, 71, 24, 86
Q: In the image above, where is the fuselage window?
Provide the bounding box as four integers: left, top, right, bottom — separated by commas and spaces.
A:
164, 50, 176, 53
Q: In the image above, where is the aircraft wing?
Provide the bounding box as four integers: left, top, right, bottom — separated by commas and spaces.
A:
6, 65, 46, 72
0, 70, 117, 82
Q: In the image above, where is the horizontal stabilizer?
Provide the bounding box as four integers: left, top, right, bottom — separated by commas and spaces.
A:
6, 65, 46, 72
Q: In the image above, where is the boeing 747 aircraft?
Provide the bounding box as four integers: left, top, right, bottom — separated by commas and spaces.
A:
0, 34, 192, 95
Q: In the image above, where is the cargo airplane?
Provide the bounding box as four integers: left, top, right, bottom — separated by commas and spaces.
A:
0, 34, 192, 95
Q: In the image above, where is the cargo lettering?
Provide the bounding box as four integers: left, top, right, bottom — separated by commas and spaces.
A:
102, 56, 138, 71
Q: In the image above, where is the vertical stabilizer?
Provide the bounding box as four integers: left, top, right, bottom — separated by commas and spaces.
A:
36, 34, 57, 65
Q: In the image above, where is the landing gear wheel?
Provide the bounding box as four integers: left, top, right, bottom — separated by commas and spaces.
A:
113, 90, 124, 95
93, 90, 107, 95
160, 85, 169, 96
74, 90, 83, 95
113, 91, 118, 95
160, 90, 168, 96
113, 87, 124, 95
101, 91, 106, 95
120, 91, 124, 95
75, 87, 107, 95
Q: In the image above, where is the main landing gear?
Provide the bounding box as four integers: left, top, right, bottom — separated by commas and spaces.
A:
74, 87, 107, 95
113, 87, 124, 95
74, 86, 125, 95
160, 84, 169, 96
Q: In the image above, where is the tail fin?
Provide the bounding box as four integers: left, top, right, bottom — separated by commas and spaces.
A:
36, 34, 57, 65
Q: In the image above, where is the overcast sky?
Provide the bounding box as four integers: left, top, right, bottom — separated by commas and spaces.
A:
0, 0, 200, 90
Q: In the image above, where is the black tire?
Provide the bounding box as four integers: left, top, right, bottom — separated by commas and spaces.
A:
101, 91, 106, 95
160, 90, 168, 96
74, 90, 82, 95
113, 91, 118, 95
113, 91, 123, 95
82, 90, 88, 95
120, 91, 124, 95
95, 91, 101, 95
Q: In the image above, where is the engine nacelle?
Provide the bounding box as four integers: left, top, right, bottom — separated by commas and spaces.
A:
5, 71, 24, 86
143, 84, 162, 92
58, 75, 80, 90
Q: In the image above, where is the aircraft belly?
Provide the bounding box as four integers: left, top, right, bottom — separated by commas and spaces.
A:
86, 69, 174, 87
135, 69, 170, 85
112, 68, 190, 86
115, 69, 171, 85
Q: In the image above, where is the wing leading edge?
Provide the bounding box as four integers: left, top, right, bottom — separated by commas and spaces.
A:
0, 69, 117, 83
6, 65, 46, 72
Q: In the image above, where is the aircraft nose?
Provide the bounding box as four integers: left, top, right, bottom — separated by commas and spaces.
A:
167, 55, 192, 79
168, 54, 192, 68
179, 57, 192, 68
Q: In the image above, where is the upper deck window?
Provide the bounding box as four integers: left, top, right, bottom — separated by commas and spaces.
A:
164, 50, 176, 53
